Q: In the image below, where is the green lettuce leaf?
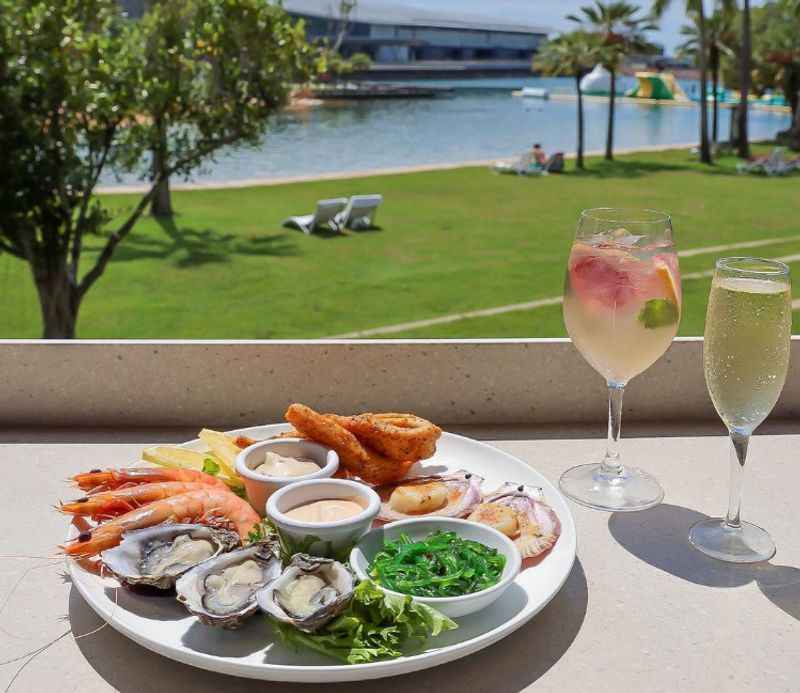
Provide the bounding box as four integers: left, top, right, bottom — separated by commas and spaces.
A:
270, 579, 457, 664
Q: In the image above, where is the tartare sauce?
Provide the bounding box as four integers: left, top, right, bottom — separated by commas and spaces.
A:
254, 451, 319, 478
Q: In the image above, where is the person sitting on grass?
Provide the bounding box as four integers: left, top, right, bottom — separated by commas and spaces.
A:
531, 143, 547, 168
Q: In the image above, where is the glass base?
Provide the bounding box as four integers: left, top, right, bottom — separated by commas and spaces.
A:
558, 463, 664, 512
688, 518, 775, 563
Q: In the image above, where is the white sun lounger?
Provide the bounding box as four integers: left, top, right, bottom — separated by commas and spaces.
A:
282, 197, 348, 234
737, 148, 794, 177
334, 194, 383, 230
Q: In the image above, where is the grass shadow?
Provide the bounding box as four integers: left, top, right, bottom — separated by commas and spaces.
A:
295, 224, 384, 239
96, 216, 300, 267
567, 159, 693, 179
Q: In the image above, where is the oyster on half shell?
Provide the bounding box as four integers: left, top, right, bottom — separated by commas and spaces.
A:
468, 483, 561, 558
100, 524, 240, 590
257, 554, 353, 633
175, 541, 281, 629
375, 469, 483, 522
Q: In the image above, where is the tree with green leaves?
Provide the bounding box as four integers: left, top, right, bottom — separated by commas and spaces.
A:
568, 2, 657, 161
0, 0, 314, 338
736, 0, 752, 158
676, 6, 735, 145
748, 0, 800, 149
653, 0, 733, 163
534, 32, 600, 169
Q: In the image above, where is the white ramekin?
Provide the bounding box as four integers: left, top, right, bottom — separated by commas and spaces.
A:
266, 478, 380, 559
235, 439, 339, 515
350, 516, 522, 618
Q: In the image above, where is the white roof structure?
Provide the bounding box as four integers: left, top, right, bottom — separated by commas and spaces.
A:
282, 0, 551, 35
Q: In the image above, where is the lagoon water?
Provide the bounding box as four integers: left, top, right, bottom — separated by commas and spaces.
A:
103, 77, 791, 186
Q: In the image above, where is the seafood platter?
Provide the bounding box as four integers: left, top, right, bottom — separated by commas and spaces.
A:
63, 404, 576, 682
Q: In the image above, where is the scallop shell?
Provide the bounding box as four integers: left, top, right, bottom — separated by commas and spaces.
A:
257, 554, 353, 633
100, 524, 240, 590
468, 483, 561, 558
375, 469, 483, 522
175, 540, 281, 629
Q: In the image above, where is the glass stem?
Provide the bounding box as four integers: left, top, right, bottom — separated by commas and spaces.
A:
725, 431, 749, 528
601, 384, 625, 475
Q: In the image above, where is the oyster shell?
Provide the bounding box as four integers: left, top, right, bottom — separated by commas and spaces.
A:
468, 483, 561, 558
257, 554, 353, 633
100, 524, 240, 590
175, 541, 281, 629
375, 469, 483, 522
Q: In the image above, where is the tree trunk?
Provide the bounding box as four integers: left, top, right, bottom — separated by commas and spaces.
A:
697, 9, 712, 165
737, 0, 751, 159
605, 69, 616, 161
576, 75, 585, 170
711, 53, 719, 146
150, 119, 173, 218
34, 267, 80, 339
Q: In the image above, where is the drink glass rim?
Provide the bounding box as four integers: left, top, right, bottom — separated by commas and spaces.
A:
579, 207, 671, 225
715, 256, 790, 278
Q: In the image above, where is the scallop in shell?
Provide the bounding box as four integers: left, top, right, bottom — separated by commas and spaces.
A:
257, 554, 353, 633
100, 524, 240, 590
175, 540, 281, 629
375, 469, 483, 522
468, 483, 560, 558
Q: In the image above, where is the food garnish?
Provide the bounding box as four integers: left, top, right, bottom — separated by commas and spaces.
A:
468, 483, 560, 559
368, 530, 505, 598
271, 579, 457, 664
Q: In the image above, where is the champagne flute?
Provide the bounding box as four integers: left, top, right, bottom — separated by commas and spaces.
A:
689, 257, 791, 562
559, 209, 681, 511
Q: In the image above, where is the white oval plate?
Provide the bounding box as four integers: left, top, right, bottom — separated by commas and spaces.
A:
68, 424, 577, 683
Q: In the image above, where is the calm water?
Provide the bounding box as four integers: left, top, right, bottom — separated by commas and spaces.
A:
103, 77, 791, 186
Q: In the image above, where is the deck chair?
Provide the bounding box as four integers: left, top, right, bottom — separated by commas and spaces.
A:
737, 148, 792, 177
492, 152, 533, 175
282, 197, 347, 235
334, 194, 383, 230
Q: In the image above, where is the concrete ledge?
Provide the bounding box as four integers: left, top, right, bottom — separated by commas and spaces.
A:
2, 338, 799, 428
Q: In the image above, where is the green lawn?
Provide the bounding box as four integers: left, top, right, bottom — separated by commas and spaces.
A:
2, 145, 799, 338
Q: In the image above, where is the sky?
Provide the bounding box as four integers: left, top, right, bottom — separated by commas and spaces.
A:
387, 1, 768, 54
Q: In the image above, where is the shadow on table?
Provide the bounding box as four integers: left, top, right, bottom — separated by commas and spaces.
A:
609, 503, 800, 622
69, 558, 587, 692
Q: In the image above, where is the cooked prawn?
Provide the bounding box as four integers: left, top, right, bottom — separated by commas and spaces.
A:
61, 488, 259, 558
72, 466, 229, 493
59, 481, 216, 519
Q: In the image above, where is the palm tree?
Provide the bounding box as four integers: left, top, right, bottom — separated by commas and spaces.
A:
737, 0, 752, 158
568, 2, 657, 161
676, 8, 735, 145
653, 0, 726, 164
534, 32, 600, 169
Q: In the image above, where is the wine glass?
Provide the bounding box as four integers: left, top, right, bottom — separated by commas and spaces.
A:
689, 257, 791, 562
559, 208, 681, 511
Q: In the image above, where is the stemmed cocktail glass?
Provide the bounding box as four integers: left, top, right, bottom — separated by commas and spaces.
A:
559, 208, 681, 512
689, 257, 791, 562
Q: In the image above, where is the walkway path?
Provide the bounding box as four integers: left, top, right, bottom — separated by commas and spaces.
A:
331, 237, 800, 338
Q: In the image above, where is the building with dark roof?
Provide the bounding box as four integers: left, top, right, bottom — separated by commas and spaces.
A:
284, 0, 550, 67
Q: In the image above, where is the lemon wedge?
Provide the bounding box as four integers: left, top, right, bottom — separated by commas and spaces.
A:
655, 261, 680, 305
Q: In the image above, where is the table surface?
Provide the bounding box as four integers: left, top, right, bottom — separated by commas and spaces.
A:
1, 427, 798, 693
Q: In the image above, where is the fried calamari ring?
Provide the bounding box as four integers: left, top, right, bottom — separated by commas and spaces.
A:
284, 404, 415, 484
326, 413, 441, 462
